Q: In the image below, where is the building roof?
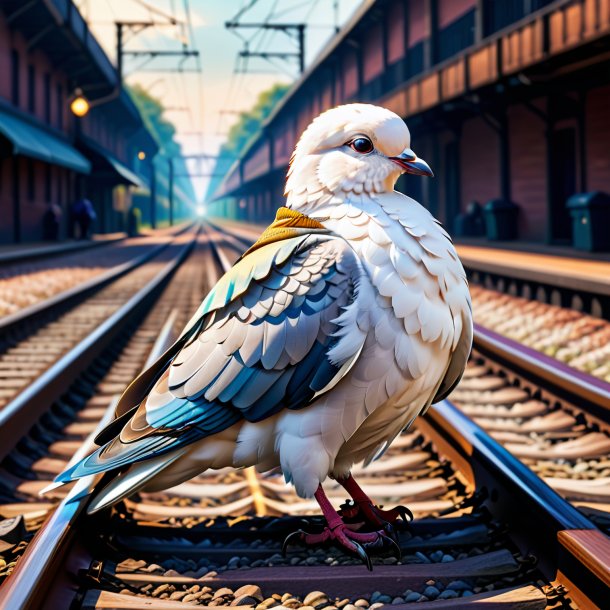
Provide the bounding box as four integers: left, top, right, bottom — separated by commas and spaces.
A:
0, 103, 91, 173
79, 135, 146, 187
2, 0, 143, 128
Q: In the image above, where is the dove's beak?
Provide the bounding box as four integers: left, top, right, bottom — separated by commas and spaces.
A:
389, 148, 434, 177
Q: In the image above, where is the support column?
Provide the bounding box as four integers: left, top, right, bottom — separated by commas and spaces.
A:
150, 160, 156, 229
12, 157, 21, 243
578, 90, 587, 192
499, 107, 511, 203
423, 0, 439, 70
168, 158, 174, 226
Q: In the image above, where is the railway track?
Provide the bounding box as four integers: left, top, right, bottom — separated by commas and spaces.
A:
0, 226, 195, 446
0, 222, 607, 609
0, 226, 203, 578
0, 225, 189, 322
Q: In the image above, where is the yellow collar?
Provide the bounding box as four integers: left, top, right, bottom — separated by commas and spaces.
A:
241, 207, 328, 256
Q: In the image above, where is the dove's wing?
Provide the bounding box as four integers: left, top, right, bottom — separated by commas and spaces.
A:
56, 234, 367, 483
432, 305, 473, 403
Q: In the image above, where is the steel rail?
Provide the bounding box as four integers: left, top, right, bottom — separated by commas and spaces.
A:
0, 236, 125, 267
472, 322, 610, 420
0, 309, 183, 610
419, 401, 610, 610
0, 229, 198, 462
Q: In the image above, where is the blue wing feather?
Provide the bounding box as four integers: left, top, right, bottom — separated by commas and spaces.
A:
56, 234, 364, 483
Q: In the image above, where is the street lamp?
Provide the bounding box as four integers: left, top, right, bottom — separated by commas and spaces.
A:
70, 89, 90, 117
137, 151, 146, 161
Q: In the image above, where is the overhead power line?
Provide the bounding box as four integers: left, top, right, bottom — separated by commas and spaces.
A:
226, 21, 306, 74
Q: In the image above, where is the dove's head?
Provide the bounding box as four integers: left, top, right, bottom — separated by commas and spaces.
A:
285, 103, 432, 210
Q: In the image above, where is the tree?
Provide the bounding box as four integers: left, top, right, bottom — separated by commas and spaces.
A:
206, 83, 290, 201
128, 84, 195, 219
128, 84, 182, 157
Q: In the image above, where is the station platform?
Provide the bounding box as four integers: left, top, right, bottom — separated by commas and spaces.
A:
456, 243, 610, 297
210, 217, 610, 297
0, 233, 125, 265
0, 223, 193, 266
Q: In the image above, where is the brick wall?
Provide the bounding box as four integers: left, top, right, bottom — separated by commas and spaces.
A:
508, 101, 548, 241
586, 85, 610, 193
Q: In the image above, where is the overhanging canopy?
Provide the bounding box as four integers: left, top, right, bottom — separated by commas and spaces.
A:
0, 107, 91, 174
79, 136, 146, 188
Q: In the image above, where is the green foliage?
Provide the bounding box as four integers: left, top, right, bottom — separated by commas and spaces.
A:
128, 84, 181, 157
206, 82, 290, 201
128, 84, 195, 212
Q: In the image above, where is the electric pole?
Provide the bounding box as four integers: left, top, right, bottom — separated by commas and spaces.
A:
115, 21, 199, 83
168, 158, 174, 227
225, 22, 306, 74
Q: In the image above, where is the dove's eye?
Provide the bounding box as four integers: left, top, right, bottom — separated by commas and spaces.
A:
349, 137, 374, 154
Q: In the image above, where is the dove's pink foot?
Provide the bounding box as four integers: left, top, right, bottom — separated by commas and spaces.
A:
282, 484, 399, 570
337, 473, 413, 528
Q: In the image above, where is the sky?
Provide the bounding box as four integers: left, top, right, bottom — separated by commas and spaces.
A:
74, 0, 363, 200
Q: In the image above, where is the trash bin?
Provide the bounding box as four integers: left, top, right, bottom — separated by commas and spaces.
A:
455, 201, 485, 237
483, 199, 519, 241
567, 191, 610, 252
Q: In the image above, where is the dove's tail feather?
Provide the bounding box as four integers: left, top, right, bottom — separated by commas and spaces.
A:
86, 449, 187, 514
54, 424, 209, 488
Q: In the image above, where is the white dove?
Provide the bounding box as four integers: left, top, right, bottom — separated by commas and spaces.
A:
54, 103, 472, 565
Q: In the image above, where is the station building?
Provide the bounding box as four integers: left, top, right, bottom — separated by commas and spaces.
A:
211, 0, 610, 249
0, 0, 159, 243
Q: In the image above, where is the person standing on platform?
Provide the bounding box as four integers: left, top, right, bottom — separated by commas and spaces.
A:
72, 198, 97, 239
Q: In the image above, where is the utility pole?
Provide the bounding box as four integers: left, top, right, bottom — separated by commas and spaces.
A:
114, 21, 199, 84
168, 158, 174, 227
113, 17, 198, 230
225, 22, 306, 74
150, 158, 156, 229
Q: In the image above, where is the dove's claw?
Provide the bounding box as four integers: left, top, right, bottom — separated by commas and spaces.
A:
282, 521, 382, 569
384, 527, 402, 561
336, 474, 413, 529
353, 540, 373, 571
375, 503, 414, 524
282, 529, 307, 557
281, 485, 395, 569
358, 502, 413, 528
382, 522, 402, 558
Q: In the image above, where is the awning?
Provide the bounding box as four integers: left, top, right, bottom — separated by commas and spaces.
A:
0, 106, 91, 174
79, 136, 146, 188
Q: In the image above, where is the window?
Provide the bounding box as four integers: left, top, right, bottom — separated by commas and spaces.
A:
27, 159, 35, 201
27, 64, 36, 113
45, 165, 52, 202
482, 0, 554, 36
56, 84, 63, 130
44, 73, 51, 123
437, 9, 475, 62
11, 50, 19, 106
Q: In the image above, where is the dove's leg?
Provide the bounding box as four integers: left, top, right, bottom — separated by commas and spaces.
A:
337, 473, 413, 527
282, 484, 399, 570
